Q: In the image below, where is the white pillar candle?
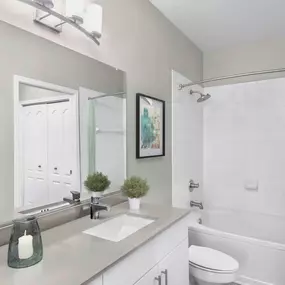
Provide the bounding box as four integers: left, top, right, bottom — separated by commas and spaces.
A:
18, 231, 33, 259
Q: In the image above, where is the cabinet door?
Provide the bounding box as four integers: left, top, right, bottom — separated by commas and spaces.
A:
158, 238, 189, 285
134, 266, 160, 285
86, 275, 103, 285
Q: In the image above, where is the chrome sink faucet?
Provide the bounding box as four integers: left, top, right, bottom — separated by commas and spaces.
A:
90, 197, 111, 220
190, 201, 204, 210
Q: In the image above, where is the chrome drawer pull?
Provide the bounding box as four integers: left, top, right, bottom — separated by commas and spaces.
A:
161, 269, 168, 285
155, 275, 162, 285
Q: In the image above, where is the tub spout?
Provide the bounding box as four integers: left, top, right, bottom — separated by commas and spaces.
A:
190, 201, 204, 210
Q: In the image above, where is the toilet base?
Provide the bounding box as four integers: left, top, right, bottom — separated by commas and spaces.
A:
190, 274, 235, 285
189, 265, 237, 284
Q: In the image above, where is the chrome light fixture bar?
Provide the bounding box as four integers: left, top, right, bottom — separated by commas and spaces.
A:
17, 0, 101, 45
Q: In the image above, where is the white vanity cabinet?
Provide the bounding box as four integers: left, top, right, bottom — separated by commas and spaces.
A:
158, 239, 189, 285
134, 238, 189, 285
134, 266, 160, 285
87, 215, 190, 285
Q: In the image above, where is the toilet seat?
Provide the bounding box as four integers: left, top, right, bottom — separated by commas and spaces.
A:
189, 246, 239, 273
189, 261, 236, 273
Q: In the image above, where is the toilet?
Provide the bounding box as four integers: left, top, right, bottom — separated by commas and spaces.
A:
189, 246, 239, 285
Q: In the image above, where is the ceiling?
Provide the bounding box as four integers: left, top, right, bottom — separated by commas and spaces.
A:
150, 0, 285, 52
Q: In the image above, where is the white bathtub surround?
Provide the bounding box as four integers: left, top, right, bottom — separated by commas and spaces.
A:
203, 77, 285, 217
128, 198, 141, 210
243, 180, 259, 191
188, 210, 285, 285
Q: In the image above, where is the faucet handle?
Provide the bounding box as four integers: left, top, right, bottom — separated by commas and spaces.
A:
189, 179, 200, 192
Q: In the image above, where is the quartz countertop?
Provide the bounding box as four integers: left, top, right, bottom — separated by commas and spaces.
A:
0, 203, 190, 285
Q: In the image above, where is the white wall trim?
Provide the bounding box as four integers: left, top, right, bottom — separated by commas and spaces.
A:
14, 75, 81, 209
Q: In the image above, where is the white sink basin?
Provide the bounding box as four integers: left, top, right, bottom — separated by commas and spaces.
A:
83, 214, 155, 242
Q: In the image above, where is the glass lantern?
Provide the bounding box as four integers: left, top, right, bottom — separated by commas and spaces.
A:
8, 216, 43, 268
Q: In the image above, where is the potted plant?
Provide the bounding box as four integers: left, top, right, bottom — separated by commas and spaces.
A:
84, 172, 111, 198
121, 176, 149, 210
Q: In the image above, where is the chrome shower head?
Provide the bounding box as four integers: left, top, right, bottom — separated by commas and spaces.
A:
197, 93, 211, 103
189, 89, 211, 103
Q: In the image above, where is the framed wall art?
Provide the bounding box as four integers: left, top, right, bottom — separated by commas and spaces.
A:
136, 93, 165, 159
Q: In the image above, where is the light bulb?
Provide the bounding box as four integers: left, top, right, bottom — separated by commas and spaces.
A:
36, 0, 54, 9
82, 3, 103, 36
65, 0, 85, 23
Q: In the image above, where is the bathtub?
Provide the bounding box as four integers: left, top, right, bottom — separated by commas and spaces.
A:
188, 209, 285, 285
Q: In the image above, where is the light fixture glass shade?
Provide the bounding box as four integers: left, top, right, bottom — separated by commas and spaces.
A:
36, 0, 54, 9
82, 3, 103, 36
65, 0, 85, 21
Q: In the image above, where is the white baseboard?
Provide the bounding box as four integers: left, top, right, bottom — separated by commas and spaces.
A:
237, 275, 274, 285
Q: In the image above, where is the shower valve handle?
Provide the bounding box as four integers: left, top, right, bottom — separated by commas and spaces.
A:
189, 179, 199, 192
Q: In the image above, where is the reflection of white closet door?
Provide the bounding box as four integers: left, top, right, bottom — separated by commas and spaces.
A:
22, 105, 48, 207
60, 101, 78, 195
47, 101, 77, 202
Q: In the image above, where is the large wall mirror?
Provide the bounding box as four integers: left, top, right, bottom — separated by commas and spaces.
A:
0, 21, 126, 224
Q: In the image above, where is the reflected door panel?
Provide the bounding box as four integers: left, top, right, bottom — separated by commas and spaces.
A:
47, 101, 78, 203
21, 99, 78, 207
61, 102, 78, 194
22, 105, 48, 207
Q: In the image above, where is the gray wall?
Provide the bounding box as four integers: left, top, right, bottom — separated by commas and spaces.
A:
0, 20, 125, 219
204, 38, 285, 86
96, 0, 203, 205
0, 0, 203, 215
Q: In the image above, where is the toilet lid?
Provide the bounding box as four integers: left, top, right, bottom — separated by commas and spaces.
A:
189, 246, 239, 272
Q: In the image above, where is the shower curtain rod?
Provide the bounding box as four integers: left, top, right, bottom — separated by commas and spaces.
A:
88, 92, 126, 100
178, 67, 285, 90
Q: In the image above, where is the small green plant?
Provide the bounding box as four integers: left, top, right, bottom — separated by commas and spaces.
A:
84, 172, 111, 193
121, 176, 149, 198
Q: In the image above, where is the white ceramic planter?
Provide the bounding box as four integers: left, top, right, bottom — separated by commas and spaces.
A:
91, 192, 103, 198
128, 198, 141, 210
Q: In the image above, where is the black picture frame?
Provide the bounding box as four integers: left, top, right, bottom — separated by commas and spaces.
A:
136, 93, 165, 159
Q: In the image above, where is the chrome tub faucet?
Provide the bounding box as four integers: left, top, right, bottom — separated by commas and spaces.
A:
190, 201, 204, 210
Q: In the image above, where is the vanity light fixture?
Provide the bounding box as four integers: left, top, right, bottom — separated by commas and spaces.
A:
36, 0, 54, 8
65, 0, 85, 25
17, 0, 102, 45
83, 3, 103, 38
